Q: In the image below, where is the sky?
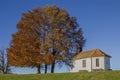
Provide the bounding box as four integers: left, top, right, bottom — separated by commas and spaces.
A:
0, 0, 120, 74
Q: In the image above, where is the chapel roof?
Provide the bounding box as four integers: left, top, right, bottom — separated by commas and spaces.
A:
72, 49, 111, 60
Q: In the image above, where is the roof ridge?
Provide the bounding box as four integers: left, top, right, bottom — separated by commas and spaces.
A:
81, 48, 99, 53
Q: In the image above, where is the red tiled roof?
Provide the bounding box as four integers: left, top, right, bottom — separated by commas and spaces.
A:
72, 49, 111, 60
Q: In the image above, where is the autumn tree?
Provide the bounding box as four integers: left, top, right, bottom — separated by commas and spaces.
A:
7, 25, 43, 73
7, 5, 85, 73
0, 49, 11, 74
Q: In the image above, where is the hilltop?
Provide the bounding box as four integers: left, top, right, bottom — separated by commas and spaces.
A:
0, 71, 120, 80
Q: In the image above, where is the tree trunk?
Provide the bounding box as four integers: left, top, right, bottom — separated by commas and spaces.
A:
51, 50, 56, 73
37, 65, 41, 74
45, 64, 47, 74
51, 61, 55, 73
79, 47, 82, 52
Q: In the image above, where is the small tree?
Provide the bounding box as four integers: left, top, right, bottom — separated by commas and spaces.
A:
0, 49, 11, 74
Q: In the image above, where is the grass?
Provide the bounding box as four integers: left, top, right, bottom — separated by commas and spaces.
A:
0, 71, 120, 80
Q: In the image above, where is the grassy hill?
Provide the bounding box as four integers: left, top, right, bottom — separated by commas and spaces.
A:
0, 71, 120, 80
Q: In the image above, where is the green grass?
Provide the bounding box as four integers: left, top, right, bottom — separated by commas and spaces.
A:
0, 71, 120, 80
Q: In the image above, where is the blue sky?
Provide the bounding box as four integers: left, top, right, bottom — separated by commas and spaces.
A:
0, 0, 120, 74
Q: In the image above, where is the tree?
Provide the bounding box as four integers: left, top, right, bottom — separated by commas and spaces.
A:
7, 26, 43, 73
0, 49, 11, 74
7, 5, 85, 73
